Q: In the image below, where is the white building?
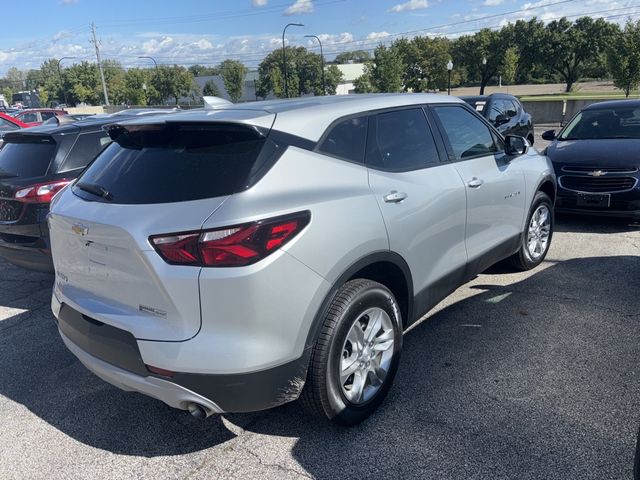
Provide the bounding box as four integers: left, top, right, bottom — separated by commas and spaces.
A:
334, 63, 366, 95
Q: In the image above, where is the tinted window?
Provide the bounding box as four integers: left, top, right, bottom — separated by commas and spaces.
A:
74, 124, 267, 204
559, 106, 640, 140
433, 106, 499, 159
0, 118, 19, 132
487, 101, 505, 122
20, 112, 38, 123
40, 111, 55, 121
318, 116, 367, 163
506, 100, 519, 117
368, 108, 439, 171
60, 131, 112, 171
0, 137, 56, 177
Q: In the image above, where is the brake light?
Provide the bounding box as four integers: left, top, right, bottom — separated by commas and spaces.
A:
14, 179, 73, 204
150, 211, 311, 267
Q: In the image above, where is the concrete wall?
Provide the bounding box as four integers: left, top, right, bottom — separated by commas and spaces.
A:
521, 99, 607, 125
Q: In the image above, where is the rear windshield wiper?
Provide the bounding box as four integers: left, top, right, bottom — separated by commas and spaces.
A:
76, 181, 113, 201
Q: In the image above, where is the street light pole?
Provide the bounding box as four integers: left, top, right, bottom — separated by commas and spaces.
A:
480, 56, 487, 95
138, 55, 158, 70
57, 56, 76, 106
282, 23, 304, 98
305, 35, 325, 95
446, 60, 453, 95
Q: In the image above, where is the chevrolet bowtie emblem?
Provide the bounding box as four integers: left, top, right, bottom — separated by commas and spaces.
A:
71, 224, 88, 236
588, 170, 606, 177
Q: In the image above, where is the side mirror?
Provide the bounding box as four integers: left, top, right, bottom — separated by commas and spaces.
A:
505, 135, 528, 156
541, 129, 556, 141
495, 113, 509, 126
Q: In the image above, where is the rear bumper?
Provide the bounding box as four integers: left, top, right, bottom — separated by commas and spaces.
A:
53, 298, 310, 414
59, 330, 224, 416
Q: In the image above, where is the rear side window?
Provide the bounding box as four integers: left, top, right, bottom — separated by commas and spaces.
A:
41, 111, 55, 121
74, 124, 267, 204
20, 112, 38, 123
367, 108, 439, 171
318, 116, 367, 163
60, 132, 112, 171
0, 137, 56, 178
0, 118, 19, 132
433, 106, 499, 160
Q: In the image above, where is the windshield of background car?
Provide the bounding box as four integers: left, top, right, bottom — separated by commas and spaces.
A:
0, 136, 56, 178
559, 107, 640, 140
73, 123, 267, 204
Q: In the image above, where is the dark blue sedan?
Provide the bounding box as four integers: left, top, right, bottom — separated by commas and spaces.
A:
542, 100, 640, 220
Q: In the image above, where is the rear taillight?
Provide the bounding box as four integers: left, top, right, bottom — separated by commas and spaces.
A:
14, 179, 73, 204
150, 211, 311, 267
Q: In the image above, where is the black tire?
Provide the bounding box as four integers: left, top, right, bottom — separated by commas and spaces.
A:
509, 191, 554, 271
300, 279, 403, 426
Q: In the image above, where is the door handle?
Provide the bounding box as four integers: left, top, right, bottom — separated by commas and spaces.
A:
383, 191, 408, 203
467, 177, 484, 188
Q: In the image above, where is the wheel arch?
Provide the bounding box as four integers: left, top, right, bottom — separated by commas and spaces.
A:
304, 251, 414, 351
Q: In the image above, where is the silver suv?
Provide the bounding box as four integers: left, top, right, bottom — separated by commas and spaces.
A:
49, 94, 555, 425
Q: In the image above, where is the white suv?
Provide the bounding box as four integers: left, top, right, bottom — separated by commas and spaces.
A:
49, 94, 555, 425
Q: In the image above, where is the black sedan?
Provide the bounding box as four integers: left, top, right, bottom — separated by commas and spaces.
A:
460, 93, 535, 145
542, 100, 640, 220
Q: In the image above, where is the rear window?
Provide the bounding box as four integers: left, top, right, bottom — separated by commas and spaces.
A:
74, 124, 267, 204
60, 131, 112, 171
0, 136, 56, 178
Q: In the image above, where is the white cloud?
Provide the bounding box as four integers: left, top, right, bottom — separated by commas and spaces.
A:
194, 39, 214, 50
483, 0, 504, 5
315, 32, 354, 44
366, 31, 390, 40
284, 0, 314, 16
389, 0, 428, 13
251, 0, 267, 6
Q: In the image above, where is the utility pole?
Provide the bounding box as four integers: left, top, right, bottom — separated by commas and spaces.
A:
90, 22, 110, 106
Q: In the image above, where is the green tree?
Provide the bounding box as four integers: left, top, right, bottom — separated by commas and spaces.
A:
188, 64, 218, 77
123, 68, 155, 105
353, 71, 374, 93
608, 20, 640, 97
502, 47, 519, 86
202, 79, 220, 97
65, 61, 101, 105
452, 29, 505, 95
256, 46, 339, 98
545, 17, 618, 92
219, 59, 247, 102
393, 36, 451, 92
368, 44, 404, 93
102, 59, 126, 105
500, 18, 549, 84
150, 65, 194, 104
334, 50, 371, 64
323, 65, 344, 95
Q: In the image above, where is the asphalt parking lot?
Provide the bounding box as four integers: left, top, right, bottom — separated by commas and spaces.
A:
1, 131, 639, 480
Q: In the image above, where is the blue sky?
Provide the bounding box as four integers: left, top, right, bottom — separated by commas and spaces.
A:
0, 0, 636, 74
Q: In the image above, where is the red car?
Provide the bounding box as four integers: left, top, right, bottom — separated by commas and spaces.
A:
0, 112, 28, 139
11, 108, 68, 127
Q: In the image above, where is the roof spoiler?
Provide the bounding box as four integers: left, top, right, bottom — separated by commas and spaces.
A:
203, 96, 233, 110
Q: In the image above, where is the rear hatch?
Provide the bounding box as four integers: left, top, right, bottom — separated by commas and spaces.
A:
0, 134, 58, 223
49, 114, 276, 341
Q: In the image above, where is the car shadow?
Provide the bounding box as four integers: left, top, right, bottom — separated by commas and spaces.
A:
1, 256, 639, 478
239, 255, 640, 479
554, 213, 640, 234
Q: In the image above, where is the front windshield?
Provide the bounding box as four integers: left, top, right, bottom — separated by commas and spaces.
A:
559, 106, 640, 140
